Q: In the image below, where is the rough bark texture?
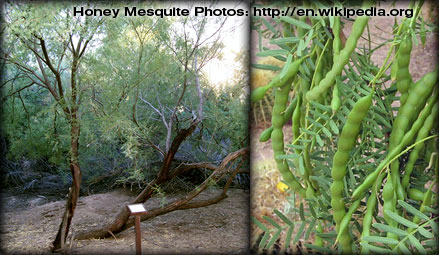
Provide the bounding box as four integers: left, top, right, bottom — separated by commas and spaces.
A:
76, 120, 200, 240
51, 51, 84, 252
76, 147, 248, 240
52, 120, 82, 251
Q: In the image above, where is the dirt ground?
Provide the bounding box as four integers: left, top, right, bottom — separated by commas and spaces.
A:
0, 188, 249, 255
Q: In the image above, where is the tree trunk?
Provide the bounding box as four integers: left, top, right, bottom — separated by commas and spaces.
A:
52, 115, 82, 251
76, 120, 200, 240
76, 147, 248, 240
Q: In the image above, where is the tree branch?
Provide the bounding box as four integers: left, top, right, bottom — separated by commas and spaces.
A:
139, 94, 168, 129
124, 147, 248, 229
178, 161, 246, 210
169, 162, 218, 180
1, 57, 47, 86
39, 38, 70, 116
2, 82, 35, 102
0, 73, 26, 89
166, 58, 190, 152
193, 51, 203, 121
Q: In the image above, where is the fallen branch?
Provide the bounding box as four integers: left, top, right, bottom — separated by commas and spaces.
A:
75, 147, 248, 240
122, 150, 247, 230
178, 159, 246, 210
168, 162, 217, 179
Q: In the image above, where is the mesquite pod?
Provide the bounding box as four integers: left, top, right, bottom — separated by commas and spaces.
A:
333, 16, 341, 63
402, 100, 439, 188
382, 172, 398, 244
330, 84, 341, 113
408, 185, 434, 233
395, 34, 413, 107
271, 82, 306, 197
306, 13, 370, 101
259, 97, 297, 142
352, 68, 438, 200
331, 92, 372, 253
251, 56, 307, 102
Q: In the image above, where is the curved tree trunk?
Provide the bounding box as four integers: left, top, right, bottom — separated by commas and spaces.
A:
52, 54, 82, 250
2, 11, 100, 252
52, 114, 82, 251
76, 147, 248, 240
76, 120, 200, 240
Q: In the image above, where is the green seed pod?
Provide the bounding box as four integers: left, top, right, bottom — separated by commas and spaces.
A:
402, 101, 439, 188
360, 173, 384, 254
408, 188, 424, 201
390, 61, 398, 81
251, 86, 271, 102
330, 92, 372, 252
353, 87, 439, 201
382, 173, 398, 244
333, 16, 341, 63
352, 169, 380, 200
272, 116, 284, 128
383, 175, 394, 205
385, 69, 438, 208
395, 181, 405, 202
271, 129, 284, 151
270, 56, 307, 88
292, 95, 301, 145
259, 126, 274, 142
306, 181, 316, 198
315, 221, 324, 247
258, 97, 298, 143
389, 69, 438, 155
271, 82, 306, 197
306, 16, 369, 101
284, 96, 298, 123
331, 85, 341, 113
336, 199, 361, 242
251, 56, 307, 102
395, 34, 413, 106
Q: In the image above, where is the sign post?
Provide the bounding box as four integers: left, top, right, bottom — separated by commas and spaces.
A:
127, 204, 148, 255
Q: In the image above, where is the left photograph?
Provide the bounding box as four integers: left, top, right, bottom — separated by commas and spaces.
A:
0, 2, 249, 254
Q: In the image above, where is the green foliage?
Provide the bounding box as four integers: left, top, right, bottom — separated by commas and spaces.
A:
360, 201, 438, 255
2, 2, 247, 192
3, 87, 69, 165
252, 1, 438, 254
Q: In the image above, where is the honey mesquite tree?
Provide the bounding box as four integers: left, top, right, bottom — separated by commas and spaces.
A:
75, 11, 237, 240
2, 4, 104, 251
2, 1, 248, 246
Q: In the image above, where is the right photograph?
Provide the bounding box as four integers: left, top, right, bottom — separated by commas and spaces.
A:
250, 1, 438, 254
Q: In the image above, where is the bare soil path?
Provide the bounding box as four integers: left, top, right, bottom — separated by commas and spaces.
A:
0, 188, 249, 254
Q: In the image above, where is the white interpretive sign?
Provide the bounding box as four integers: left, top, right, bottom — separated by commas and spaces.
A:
128, 204, 147, 214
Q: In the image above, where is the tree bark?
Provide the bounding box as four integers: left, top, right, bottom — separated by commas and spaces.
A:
51, 53, 82, 251
52, 113, 82, 251
3, 13, 101, 252
75, 147, 248, 240
77, 120, 200, 240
